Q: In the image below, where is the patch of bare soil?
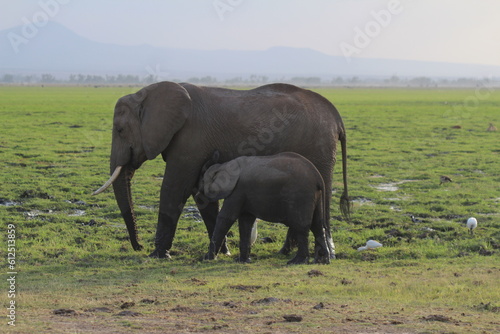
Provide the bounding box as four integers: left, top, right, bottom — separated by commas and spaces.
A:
34, 313, 417, 334
25, 303, 429, 334
18, 298, 497, 333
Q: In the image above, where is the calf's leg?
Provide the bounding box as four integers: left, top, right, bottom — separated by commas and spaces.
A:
287, 227, 310, 265
237, 213, 256, 263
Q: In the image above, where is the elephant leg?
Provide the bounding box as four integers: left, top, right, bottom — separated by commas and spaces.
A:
237, 213, 256, 263
206, 217, 236, 260
323, 211, 335, 260
194, 197, 230, 256
310, 221, 330, 265
150, 204, 186, 259
325, 228, 335, 259
322, 175, 336, 259
206, 200, 239, 260
149, 170, 192, 259
287, 227, 310, 265
279, 228, 298, 256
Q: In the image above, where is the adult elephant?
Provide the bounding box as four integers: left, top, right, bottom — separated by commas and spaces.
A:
93, 81, 350, 259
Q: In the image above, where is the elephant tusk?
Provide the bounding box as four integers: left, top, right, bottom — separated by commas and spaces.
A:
92, 166, 123, 195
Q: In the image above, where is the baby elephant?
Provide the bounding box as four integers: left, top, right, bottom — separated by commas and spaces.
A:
196, 151, 331, 264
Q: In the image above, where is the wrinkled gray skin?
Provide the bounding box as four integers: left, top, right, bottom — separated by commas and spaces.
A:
95, 81, 349, 258
197, 152, 331, 265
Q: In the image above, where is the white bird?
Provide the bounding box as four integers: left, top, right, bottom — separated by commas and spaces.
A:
466, 217, 477, 235
250, 221, 258, 245
357, 240, 383, 251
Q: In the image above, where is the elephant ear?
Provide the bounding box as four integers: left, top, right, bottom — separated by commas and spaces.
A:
203, 160, 241, 200
200, 150, 220, 176
139, 82, 192, 160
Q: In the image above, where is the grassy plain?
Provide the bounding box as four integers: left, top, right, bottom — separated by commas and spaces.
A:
0, 85, 499, 333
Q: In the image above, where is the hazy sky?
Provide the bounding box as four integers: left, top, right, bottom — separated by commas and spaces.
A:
2, 0, 499, 66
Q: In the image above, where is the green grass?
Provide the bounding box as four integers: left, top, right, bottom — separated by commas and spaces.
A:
1, 86, 499, 333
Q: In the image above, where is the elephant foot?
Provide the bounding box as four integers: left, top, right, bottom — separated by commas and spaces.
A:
279, 233, 298, 256
236, 257, 251, 264
148, 249, 171, 259
132, 243, 144, 251
287, 255, 309, 265
314, 246, 332, 263
204, 252, 216, 260
313, 256, 331, 265
278, 245, 291, 256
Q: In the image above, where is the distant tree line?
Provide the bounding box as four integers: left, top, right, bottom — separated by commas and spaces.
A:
0, 73, 496, 87
0, 73, 158, 85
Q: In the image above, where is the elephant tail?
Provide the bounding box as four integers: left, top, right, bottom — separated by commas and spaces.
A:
339, 129, 351, 222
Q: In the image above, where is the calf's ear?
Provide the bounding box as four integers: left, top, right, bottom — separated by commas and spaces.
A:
201, 150, 221, 176
204, 160, 240, 200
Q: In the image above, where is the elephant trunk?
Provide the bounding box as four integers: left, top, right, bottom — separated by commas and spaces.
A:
111, 165, 143, 251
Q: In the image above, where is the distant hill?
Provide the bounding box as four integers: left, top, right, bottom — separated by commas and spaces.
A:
1, 22, 499, 80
